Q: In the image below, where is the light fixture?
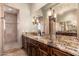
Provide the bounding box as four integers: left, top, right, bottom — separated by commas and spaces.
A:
53, 9, 57, 18
36, 19, 39, 23
48, 8, 52, 16
48, 8, 57, 22
32, 16, 39, 25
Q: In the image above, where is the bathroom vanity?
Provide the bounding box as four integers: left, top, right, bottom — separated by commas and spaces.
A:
22, 33, 79, 56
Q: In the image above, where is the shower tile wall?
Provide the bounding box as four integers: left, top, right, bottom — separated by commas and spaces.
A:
4, 13, 17, 44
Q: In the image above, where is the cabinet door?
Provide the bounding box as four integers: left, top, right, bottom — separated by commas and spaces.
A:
22, 35, 25, 49
53, 48, 71, 56
22, 35, 27, 50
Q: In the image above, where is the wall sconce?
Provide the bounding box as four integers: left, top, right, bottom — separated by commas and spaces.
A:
32, 16, 39, 25
48, 8, 57, 22
48, 8, 57, 41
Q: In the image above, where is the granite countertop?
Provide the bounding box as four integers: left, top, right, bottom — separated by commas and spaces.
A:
22, 33, 79, 56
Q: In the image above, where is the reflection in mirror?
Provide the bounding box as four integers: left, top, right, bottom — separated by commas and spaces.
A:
56, 9, 77, 36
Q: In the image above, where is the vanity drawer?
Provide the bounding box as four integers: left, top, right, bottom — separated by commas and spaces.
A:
30, 39, 39, 46
53, 48, 72, 56
39, 42, 49, 53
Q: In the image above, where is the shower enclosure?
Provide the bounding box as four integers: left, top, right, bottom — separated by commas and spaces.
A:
0, 4, 19, 55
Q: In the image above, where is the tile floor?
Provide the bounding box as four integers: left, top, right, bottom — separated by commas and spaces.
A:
3, 48, 27, 56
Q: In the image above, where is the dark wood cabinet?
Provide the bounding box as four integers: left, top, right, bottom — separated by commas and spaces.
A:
22, 35, 73, 56
53, 47, 72, 56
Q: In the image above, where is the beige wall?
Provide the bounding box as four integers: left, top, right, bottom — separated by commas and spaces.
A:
31, 3, 47, 13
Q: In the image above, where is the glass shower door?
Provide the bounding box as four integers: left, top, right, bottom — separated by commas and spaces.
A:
0, 4, 18, 55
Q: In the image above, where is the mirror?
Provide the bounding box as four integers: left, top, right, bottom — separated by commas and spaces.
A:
32, 3, 78, 37
56, 9, 77, 36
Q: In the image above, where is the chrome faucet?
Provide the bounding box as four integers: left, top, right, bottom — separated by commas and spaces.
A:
38, 30, 41, 36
